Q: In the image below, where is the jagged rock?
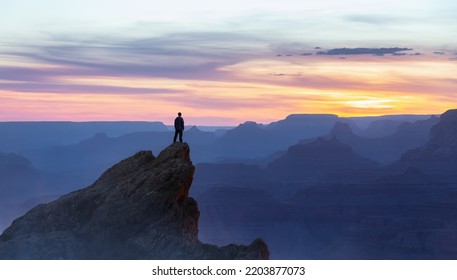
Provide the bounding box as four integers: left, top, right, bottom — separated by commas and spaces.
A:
0, 143, 269, 260
394, 109, 457, 171
425, 109, 457, 156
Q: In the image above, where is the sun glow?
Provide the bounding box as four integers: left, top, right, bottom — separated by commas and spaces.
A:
1, 1, 456, 124
1, 53, 455, 124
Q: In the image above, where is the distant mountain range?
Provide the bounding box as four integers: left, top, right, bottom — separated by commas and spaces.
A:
2, 110, 456, 259
318, 116, 439, 164
0, 113, 438, 209
196, 109, 457, 259
0, 121, 169, 152
0, 152, 44, 201
0, 152, 50, 230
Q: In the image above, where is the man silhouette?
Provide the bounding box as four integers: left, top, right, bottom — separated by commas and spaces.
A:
173, 112, 184, 143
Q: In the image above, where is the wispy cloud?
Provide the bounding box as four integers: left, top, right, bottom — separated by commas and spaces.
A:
343, 14, 408, 25
0, 81, 179, 95
3, 32, 268, 81
1, 30, 455, 123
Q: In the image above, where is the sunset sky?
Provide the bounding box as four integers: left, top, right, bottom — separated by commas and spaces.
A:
1, 0, 456, 125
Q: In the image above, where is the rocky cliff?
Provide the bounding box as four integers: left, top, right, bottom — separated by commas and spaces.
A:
393, 109, 457, 174
0, 143, 269, 260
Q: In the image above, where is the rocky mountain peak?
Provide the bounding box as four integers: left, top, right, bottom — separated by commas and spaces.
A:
427, 109, 457, 154
439, 109, 457, 121
392, 109, 457, 176
329, 122, 354, 137
0, 143, 269, 260
239, 121, 263, 129
187, 125, 201, 133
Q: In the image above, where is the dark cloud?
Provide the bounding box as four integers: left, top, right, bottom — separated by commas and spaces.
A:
270, 72, 302, 77
301, 52, 313, 56
433, 51, 446, 55
316, 47, 413, 56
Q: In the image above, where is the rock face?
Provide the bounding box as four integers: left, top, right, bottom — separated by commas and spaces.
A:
0, 143, 269, 260
394, 109, 457, 174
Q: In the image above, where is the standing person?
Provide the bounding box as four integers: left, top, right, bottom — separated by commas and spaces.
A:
173, 112, 184, 143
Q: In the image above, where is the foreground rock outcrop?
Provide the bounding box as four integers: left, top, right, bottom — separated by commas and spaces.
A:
0, 143, 269, 259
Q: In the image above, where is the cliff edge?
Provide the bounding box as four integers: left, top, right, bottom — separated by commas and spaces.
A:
394, 109, 457, 173
0, 143, 269, 259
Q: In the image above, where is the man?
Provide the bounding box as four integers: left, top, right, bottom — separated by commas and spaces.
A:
173, 112, 184, 143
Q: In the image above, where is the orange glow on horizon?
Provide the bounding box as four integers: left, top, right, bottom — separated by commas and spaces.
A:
1, 54, 456, 125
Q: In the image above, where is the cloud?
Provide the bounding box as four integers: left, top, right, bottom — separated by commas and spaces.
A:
169, 92, 310, 111
343, 14, 405, 25
316, 47, 413, 56
270, 72, 302, 77
2, 31, 269, 83
0, 81, 180, 95
0, 66, 55, 83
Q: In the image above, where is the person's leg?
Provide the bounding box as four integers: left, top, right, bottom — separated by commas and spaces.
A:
173, 130, 178, 142
179, 130, 183, 143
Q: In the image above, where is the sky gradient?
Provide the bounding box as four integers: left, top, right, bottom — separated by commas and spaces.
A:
1, 0, 456, 125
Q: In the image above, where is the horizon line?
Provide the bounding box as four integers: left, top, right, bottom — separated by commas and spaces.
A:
0, 111, 445, 126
